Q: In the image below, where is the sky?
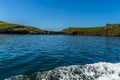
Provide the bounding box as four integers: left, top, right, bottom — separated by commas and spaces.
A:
0, 0, 120, 30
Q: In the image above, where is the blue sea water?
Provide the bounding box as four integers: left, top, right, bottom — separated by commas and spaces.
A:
0, 35, 120, 80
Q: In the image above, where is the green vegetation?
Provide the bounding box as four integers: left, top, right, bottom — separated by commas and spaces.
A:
0, 21, 120, 36
0, 21, 45, 34
105, 24, 120, 36
62, 27, 105, 36
62, 24, 120, 36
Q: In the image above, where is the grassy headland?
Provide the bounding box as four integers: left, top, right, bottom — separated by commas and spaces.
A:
62, 24, 120, 36
0, 21, 120, 36
0, 21, 45, 34
62, 27, 105, 36
104, 24, 120, 36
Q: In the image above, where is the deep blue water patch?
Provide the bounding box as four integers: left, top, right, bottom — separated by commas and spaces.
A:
0, 35, 120, 80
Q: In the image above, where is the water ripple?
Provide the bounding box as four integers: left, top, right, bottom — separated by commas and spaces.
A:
0, 35, 120, 80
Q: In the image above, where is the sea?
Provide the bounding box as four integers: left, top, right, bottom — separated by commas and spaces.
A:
0, 35, 120, 80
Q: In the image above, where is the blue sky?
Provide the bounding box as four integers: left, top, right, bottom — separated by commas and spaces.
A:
0, 0, 120, 30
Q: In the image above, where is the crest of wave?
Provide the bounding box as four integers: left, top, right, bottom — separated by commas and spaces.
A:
5, 62, 120, 80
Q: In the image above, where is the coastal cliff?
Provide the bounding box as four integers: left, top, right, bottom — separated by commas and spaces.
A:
62, 27, 105, 36
0, 21, 46, 34
104, 24, 120, 36
0, 21, 63, 35
0, 21, 120, 36
62, 24, 120, 36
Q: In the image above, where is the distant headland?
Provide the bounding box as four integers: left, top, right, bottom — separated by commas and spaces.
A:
0, 21, 120, 36
0, 21, 62, 35
62, 24, 120, 36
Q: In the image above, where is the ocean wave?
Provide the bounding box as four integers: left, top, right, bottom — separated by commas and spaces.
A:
5, 62, 120, 80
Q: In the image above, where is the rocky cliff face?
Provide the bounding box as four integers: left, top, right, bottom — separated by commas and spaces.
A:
104, 24, 120, 36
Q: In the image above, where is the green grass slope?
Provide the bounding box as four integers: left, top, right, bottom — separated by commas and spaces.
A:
62, 27, 105, 36
0, 21, 45, 34
62, 24, 120, 36
1, 21, 120, 36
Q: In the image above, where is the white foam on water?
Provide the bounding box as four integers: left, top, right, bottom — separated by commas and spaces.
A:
5, 62, 120, 80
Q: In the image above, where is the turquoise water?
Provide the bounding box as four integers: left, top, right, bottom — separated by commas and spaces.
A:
0, 35, 120, 80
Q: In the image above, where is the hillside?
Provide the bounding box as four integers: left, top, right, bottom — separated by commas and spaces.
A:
62, 27, 105, 36
104, 24, 120, 36
0, 21, 120, 36
0, 21, 46, 34
62, 24, 120, 36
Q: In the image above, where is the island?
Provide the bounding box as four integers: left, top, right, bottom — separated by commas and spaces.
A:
0, 21, 120, 36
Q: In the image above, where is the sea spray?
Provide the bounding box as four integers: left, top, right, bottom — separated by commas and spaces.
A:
5, 62, 120, 80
